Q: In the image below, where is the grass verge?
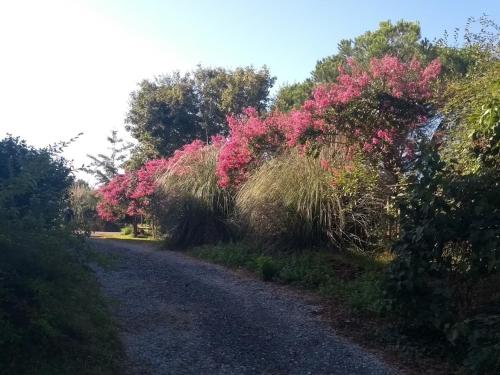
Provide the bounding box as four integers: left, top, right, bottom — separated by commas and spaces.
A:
92, 231, 163, 246
190, 242, 388, 312
0, 231, 123, 375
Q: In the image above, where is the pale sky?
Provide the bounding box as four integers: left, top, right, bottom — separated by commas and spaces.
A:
0, 0, 191, 182
1, 0, 498, 184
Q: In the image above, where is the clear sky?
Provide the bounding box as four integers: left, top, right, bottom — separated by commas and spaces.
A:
0, 0, 498, 183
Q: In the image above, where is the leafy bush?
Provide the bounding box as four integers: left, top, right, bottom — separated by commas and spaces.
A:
385, 90, 500, 372
236, 148, 386, 249
0, 231, 122, 375
254, 255, 280, 281
0, 136, 72, 229
121, 225, 133, 235
0, 136, 121, 374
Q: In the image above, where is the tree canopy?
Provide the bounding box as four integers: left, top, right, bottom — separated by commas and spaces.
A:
125, 66, 275, 162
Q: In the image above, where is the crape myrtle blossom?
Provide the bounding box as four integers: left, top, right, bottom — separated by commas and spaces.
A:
97, 55, 442, 220
96, 172, 138, 222
97, 137, 224, 222
216, 55, 441, 187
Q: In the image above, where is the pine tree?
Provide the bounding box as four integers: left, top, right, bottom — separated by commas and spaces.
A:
83, 130, 132, 185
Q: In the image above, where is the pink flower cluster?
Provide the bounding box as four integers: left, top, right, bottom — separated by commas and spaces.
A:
370, 56, 441, 99
216, 55, 441, 187
306, 58, 371, 112
131, 158, 170, 200
97, 55, 442, 216
97, 138, 224, 222
215, 108, 327, 187
96, 173, 138, 222
216, 108, 274, 187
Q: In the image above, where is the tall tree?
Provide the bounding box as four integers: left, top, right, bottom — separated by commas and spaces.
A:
313, 20, 428, 83
275, 20, 430, 110
125, 66, 275, 160
273, 80, 313, 112
275, 18, 497, 111
125, 73, 200, 161
194, 65, 275, 139
83, 130, 132, 184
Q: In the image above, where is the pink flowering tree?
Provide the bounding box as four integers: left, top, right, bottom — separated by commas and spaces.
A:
96, 137, 226, 237
96, 172, 143, 235
96, 157, 175, 236
306, 56, 442, 171
217, 55, 441, 188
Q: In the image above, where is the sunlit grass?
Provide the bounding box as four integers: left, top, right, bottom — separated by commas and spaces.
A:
91, 231, 163, 246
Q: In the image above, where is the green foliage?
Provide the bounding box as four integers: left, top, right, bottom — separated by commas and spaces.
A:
69, 180, 99, 233
126, 66, 275, 160
351, 20, 425, 61
254, 255, 279, 281
156, 145, 234, 248
126, 74, 201, 160
0, 136, 121, 374
441, 61, 500, 172
83, 130, 132, 184
385, 100, 500, 372
0, 136, 73, 230
194, 65, 276, 136
236, 148, 386, 249
312, 20, 428, 83
381, 26, 499, 372
274, 80, 313, 111
435, 16, 500, 78
121, 225, 133, 236
0, 232, 122, 375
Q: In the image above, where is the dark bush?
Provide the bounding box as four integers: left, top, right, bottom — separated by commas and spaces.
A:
0, 136, 121, 374
385, 99, 499, 373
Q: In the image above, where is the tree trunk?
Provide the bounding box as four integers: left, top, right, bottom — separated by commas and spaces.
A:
132, 219, 138, 238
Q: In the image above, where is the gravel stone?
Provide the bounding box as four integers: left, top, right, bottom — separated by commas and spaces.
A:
91, 238, 397, 375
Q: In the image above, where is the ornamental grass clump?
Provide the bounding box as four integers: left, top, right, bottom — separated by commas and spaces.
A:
156, 141, 234, 248
236, 146, 386, 250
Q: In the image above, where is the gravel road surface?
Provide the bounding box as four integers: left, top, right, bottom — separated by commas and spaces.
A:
91, 238, 396, 375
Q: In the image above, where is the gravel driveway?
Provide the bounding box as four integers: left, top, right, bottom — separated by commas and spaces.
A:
91, 238, 396, 375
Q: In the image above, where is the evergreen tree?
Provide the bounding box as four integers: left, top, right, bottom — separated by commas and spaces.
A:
83, 130, 132, 184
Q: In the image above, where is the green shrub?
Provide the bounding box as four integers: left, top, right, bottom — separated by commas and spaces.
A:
69, 180, 99, 233
0, 136, 121, 374
0, 232, 122, 375
121, 225, 133, 235
385, 95, 500, 373
254, 256, 280, 281
278, 252, 335, 287
191, 243, 255, 268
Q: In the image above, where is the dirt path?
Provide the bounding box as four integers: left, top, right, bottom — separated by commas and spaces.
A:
91, 238, 396, 375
